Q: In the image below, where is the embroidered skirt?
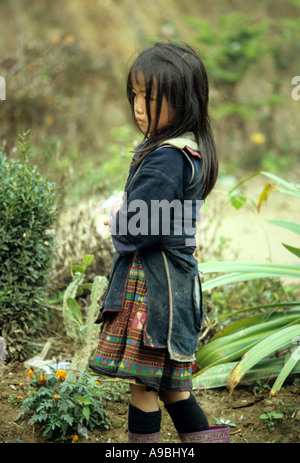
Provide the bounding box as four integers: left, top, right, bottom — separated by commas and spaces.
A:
90, 252, 193, 391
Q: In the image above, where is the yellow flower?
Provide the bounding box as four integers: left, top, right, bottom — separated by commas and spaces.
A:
27, 62, 37, 71
51, 37, 61, 45
17, 396, 23, 400
250, 132, 265, 144
56, 370, 67, 381
54, 394, 60, 401
28, 369, 35, 378
39, 375, 47, 385
45, 115, 54, 126
65, 34, 75, 43
72, 434, 79, 443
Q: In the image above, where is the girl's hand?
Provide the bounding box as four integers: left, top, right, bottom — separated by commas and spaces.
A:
103, 197, 123, 233
104, 199, 123, 233
103, 218, 111, 232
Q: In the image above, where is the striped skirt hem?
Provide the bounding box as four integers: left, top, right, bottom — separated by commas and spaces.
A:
90, 253, 192, 391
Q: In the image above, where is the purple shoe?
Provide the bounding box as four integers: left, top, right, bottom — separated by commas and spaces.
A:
128, 431, 160, 443
179, 425, 230, 443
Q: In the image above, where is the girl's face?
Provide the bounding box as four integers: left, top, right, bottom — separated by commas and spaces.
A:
131, 72, 174, 135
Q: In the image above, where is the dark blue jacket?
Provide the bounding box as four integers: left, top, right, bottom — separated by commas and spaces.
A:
101, 134, 205, 362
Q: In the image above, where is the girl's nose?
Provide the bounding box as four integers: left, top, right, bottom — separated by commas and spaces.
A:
134, 95, 144, 114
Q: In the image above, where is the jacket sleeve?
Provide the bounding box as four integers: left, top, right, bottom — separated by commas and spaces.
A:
111, 146, 189, 254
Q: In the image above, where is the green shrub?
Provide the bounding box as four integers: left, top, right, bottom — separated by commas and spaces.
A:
16, 367, 117, 442
0, 131, 58, 361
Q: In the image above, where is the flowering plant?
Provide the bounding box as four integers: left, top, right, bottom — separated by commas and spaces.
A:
16, 368, 120, 441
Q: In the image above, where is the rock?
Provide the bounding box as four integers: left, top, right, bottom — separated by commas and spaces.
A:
262, 406, 275, 413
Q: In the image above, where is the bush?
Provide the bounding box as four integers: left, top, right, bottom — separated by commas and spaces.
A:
16, 367, 118, 442
0, 131, 58, 361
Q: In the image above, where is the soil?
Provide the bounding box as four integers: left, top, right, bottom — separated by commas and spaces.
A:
0, 360, 299, 445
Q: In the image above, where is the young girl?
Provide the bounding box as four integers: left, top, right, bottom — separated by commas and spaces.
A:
90, 42, 229, 444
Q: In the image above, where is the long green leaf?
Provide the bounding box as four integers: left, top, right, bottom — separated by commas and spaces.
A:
277, 188, 300, 200
198, 339, 263, 369
266, 219, 300, 235
210, 301, 300, 326
200, 314, 300, 352
196, 312, 300, 372
259, 171, 300, 192
196, 322, 299, 369
210, 309, 300, 340
270, 353, 300, 396
210, 314, 264, 340
200, 261, 300, 291
202, 272, 299, 291
226, 325, 300, 397
192, 357, 300, 390
193, 363, 237, 389
62, 271, 85, 340
66, 297, 82, 325
228, 171, 300, 198
228, 172, 260, 194
282, 243, 300, 258
200, 261, 300, 274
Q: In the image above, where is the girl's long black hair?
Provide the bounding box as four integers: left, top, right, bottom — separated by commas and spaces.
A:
126, 42, 218, 199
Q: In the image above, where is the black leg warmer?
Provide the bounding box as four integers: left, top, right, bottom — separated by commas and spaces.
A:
128, 404, 162, 434
164, 393, 209, 433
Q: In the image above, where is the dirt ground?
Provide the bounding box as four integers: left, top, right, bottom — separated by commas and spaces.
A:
0, 359, 299, 445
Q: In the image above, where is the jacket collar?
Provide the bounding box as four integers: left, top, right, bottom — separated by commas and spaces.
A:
132, 132, 199, 160
158, 132, 198, 151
